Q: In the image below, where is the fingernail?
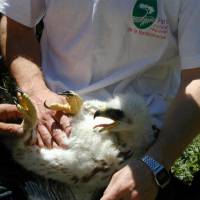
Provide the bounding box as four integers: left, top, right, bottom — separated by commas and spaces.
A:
61, 138, 69, 148
65, 127, 72, 137
17, 127, 24, 136
47, 139, 53, 149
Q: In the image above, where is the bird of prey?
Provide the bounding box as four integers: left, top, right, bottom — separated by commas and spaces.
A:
4, 89, 155, 200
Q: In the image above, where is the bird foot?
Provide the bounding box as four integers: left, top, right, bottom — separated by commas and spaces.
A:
16, 88, 37, 144
44, 90, 83, 115
16, 88, 37, 125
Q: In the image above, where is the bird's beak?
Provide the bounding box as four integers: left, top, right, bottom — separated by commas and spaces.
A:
93, 108, 124, 132
93, 109, 104, 119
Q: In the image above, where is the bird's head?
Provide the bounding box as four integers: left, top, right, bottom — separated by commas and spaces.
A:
93, 93, 153, 145
93, 107, 128, 132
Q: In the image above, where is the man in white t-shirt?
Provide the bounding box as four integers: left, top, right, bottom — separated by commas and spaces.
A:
0, 0, 200, 199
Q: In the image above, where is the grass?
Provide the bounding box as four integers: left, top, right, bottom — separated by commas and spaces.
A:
171, 134, 200, 184
0, 65, 17, 104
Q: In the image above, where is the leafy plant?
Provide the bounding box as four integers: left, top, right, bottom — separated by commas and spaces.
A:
0, 64, 17, 104
171, 134, 200, 184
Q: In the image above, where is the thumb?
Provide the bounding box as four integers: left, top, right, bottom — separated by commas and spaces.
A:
0, 122, 24, 137
0, 104, 22, 122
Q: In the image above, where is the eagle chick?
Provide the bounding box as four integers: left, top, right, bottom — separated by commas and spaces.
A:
4, 90, 155, 200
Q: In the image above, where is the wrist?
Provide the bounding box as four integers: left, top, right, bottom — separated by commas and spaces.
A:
15, 72, 49, 96
20, 81, 49, 97
146, 142, 172, 171
132, 159, 159, 193
10, 57, 48, 95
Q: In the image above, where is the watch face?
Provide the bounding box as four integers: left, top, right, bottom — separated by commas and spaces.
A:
155, 169, 170, 187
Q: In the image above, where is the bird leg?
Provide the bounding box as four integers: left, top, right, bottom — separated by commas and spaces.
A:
16, 88, 37, 143
44, 90, 83, 115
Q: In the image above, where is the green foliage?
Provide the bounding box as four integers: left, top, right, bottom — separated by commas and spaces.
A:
0, 66, 17, 104
171, 134, 200, 184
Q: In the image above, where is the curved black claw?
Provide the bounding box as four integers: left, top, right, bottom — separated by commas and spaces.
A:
58, 90, 76, 96
15, 87, 24, 94
14, 87, 25, 105
12, 97, 19, 105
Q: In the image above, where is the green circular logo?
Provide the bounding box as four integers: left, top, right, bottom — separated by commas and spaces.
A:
132, 0, 157, 29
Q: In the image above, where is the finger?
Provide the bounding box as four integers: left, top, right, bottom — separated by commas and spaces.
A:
36, 132, 45, 148
51, 122, 69, 148
0, 104, 18, 112
102, 177, 134, 200
101, 185, 124, 200
43, 116, 69, 148
101, 191, 137, 200
54, 112, 72, 137
103, 175, 119, 195
0, 104, 22, 122
130, 190, 139, 200
52, 141, 59, 148
37, 124, 53, 148
101, 194, 135, 200
0, 122, 23, 136
119, 190, 138, 200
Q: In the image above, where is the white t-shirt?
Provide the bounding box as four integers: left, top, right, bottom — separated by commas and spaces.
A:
1, 0, 200, 127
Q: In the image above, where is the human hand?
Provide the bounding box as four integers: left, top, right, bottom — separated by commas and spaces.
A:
28, 88, 72, 148
0, 103, 23, 136
101, 160, 159, 200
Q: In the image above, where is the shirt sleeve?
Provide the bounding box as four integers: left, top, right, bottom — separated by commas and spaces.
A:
178, 0, 200, 69
0, 0, 45, 27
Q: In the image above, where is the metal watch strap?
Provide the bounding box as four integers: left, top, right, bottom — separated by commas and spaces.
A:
141, 155, 164, 174
140, 155, 170, 188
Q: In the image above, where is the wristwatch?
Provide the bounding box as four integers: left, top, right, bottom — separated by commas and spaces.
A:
140, 155, 170, 189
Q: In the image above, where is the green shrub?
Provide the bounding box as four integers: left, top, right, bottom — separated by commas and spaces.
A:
171, 134, 200, 184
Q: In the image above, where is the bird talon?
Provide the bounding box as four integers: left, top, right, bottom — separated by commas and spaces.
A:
58, 90, 75, 96
45, 91, 83, 115
44, 101, 71, 113
16, 87, 24, 94
15, 89, 38, 144
16, 90, 37, 124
